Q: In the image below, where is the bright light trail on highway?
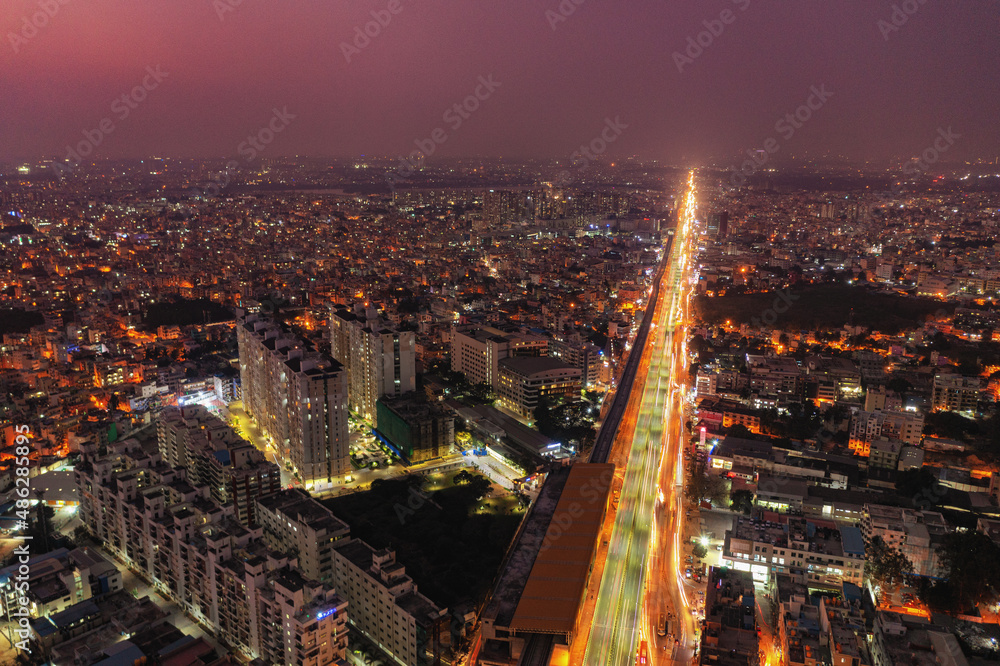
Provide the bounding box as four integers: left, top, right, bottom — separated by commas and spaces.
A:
583, 171, 697, 666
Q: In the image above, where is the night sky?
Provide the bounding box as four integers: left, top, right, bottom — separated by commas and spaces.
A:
4, 0, 999, 164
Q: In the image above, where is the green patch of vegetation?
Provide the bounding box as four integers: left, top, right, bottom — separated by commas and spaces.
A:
0, 308, 44, 335
322, 474, 522, 608
919, 530, 1000, 613
864, 535, 914, 599
533, 397, 597, 449
144, 298, 234, 328
694, 285, 953, 334
730, 489, 754, 515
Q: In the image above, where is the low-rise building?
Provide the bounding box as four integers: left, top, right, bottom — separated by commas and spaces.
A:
820, 594, 871, 666
723, 515, 865, 589
775, 574, 822, 666
699, 567, 758, 665
870, 611, 968, 666
0, 547, 122, 620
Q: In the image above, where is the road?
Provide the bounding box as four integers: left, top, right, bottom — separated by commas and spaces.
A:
590, 236, 672, 464
583, 171, 697, 666
648, 173, 700, 666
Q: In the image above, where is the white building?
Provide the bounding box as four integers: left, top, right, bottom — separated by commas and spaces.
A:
497, 356, 582, 419
238, 314, 350, 489
450, 325, 548, 389
859, 504, 948, 578
722, 516, 865, 588
330, 305, 416, 426
258, 489, 447, 666
75, 438, 348, 665
848, 409, 924, 457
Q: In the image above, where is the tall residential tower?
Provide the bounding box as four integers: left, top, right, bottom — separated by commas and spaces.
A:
237, 314, 350, 489
330, 305, 416, 426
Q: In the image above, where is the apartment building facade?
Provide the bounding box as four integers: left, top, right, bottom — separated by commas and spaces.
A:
257, 489, 447, 666
238, 314, 350, 489
330, 305, 416, 426
496, 356, 581, 419
450, 325, 547, 389
859, 504, 948, 578
848, 409, 923, 457
157, 405, 281, 525
75, 439, 348, 665
931, 374, 982, 413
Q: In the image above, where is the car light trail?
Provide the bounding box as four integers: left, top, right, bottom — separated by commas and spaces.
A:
584, 171, 697, 666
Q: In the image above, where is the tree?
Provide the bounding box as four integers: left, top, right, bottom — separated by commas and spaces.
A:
533, 396, 556, 434
935, 530, 1000, 611
468, 475, 492, 500
468, 382, 496, 404
730, 489, 754, 515
727, 424, 754, 439
692, 542, 708, 560
865, 535, 914, 599
73, 524, 90, 544
685, 458, 727, 506
924, 411, 979, 443
895, 468, 940, 500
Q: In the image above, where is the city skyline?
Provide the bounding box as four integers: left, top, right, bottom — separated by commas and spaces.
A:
5, 2, 1000, 666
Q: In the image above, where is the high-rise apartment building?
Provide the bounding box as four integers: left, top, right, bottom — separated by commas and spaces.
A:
706, 211, 729, 239
237, 314, 349, 490
157, 405, 281, 525
257, 489, 447, 666
483, 190, 534, 226
330, 305, 416, 426
375, 393, 456, 463
75, 439, 348, 665
548, 336, 602, 388
497, 356, 582, 419
257, 489, 351, 585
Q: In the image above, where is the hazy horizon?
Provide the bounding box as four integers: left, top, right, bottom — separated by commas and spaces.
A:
4, 1, 999, 165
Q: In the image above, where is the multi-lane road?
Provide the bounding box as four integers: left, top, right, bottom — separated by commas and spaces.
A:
583, 172, 698, 666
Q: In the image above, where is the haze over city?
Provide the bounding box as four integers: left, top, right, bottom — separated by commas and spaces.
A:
4, 3, 1000, 666
3, 0, 1000, 164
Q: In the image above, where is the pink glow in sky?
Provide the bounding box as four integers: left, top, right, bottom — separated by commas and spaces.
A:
3, 0, 999, 163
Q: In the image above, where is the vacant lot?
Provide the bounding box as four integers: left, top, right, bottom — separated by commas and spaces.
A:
322, 473, 522, 608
